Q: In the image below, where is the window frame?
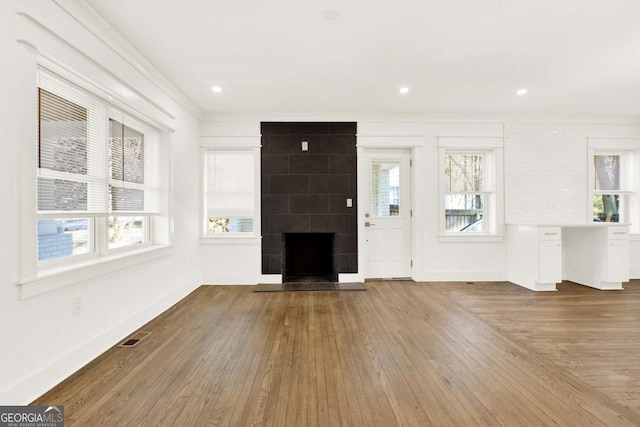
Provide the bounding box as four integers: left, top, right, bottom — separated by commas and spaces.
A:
588, 146, 639, 232
201, 147, 260, 239
35, 68, 161, 272
437, 137, 504, 242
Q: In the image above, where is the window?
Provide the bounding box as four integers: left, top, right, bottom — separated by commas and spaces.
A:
590, 151, 637, 228
371, 161, 400, 216
37, 68, 159, 265
444, 153, 486, 232
593, 154, 625, 223
204, 150, 255, 235
438, 137, 504, 239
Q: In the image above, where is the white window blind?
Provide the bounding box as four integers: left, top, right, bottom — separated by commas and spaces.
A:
108, 109, 159, 214
38, 69, 108, 214
37, 69, 159, 216
205, 150, 254, 233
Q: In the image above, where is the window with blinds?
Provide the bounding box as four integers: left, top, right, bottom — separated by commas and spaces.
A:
37, 68, 159, 262
205, 150, 255, 234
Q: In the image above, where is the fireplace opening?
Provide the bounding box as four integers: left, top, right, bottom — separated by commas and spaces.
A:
282, 232, 338, 283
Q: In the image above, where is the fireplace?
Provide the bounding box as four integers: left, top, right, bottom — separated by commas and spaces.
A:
282, 233, 338, 283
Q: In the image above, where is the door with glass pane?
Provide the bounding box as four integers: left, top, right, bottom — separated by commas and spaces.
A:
363, 149, 412, 278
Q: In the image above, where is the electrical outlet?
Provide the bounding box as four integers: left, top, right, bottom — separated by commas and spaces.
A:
346, 198, 353, 208
72, 297, 83, 316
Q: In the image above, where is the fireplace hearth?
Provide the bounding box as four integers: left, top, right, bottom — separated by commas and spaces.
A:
282, 232, 338, 283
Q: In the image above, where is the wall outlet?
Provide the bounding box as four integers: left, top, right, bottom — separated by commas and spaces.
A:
301, 141, 309, 151
72, 297, 83, 316
346, 198, 353, 208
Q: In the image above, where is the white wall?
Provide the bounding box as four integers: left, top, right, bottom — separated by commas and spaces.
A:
200, 115, 640, 284
0, 0, 202, 404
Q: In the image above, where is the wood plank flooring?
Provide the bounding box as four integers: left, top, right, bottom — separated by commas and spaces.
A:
34, 281, 640, 426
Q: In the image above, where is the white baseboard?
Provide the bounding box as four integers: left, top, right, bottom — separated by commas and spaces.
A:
0, 280, 200, 405
420, 271, 507, 282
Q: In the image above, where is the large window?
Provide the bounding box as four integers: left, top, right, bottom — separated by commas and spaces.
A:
204, 150, 255, 235
37, 69, 158, 264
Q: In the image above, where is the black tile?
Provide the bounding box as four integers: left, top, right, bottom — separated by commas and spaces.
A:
309, 175, 349, 194
262, 254, 271, 274
262, 215, 270, 235
309, 215, 350, 233
338, 233, 358, 253
262, 234, 282, 255
349, 174, 358, 194
328, 122, 357, 135
269, 254, 282, 274
270, 214, 309, 233
349, 254, 359, 273
262, 155, 289, 175
349, 214, 358, 233
262, 195, 289, 215
268, 135, 307, 155
290, 155, 329, 174
308, 135, 350, 155
338, 254, 350, 272
288, 122, 329, 135
270, 175, 309, 194
290, 195, 330, 214
329, 155, 357, 174
262, 177, 270, 195
330, 195, 356, 214
261, 122, 289, 135
348, 136, 358, 154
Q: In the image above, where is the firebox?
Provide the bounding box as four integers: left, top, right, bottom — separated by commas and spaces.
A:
282, 232, 338, 283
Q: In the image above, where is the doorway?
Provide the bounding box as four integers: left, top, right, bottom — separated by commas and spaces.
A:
362, 149, 412, 279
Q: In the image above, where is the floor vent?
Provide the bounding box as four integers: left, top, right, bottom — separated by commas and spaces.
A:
465, 281, 475, 285
117, 331, 152, 348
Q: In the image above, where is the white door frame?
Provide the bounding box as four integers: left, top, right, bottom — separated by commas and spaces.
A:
358, 147, 415, 280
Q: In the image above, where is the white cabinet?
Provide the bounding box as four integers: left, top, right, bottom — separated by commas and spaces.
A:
538, 240, 562, 284
508, 224, 630, 292
507, 225, 562, 291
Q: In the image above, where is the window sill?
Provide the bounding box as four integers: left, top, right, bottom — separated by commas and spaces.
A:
17, 245, 173, 299
438, 234, 504, 243
200, 235, 261, 245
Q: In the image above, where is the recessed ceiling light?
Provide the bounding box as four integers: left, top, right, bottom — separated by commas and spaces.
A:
399, 86, 410, 95
211, 86, 222, 93
516, 88, 528, 96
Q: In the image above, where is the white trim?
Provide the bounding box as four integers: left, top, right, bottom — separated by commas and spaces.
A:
18, 245, 173, 299
438, 136, 504, 148
588, 138, 640, 150
420, 271, 507, 282
199, 136, 260, 148
357, 136, 423, 147
200, 236, 261, 245
438, 234, 505, 243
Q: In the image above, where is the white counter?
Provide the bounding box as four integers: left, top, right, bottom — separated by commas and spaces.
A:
507, 223, 629, 291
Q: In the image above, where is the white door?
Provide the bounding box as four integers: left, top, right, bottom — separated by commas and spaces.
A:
363, 149, 412, 278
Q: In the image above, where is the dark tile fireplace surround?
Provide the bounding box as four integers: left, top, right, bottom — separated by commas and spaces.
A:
261, 122, 358, 281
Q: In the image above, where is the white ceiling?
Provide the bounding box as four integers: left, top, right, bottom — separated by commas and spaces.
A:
84, 0, 640, 117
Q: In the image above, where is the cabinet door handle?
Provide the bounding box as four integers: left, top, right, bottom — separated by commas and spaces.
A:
613, 231, 626, 235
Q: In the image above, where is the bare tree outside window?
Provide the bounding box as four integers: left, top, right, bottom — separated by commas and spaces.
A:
445, 154, 485, 231
594, 155, 621, 222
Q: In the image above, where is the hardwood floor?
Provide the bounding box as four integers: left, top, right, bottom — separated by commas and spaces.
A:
34, 281, 640, 426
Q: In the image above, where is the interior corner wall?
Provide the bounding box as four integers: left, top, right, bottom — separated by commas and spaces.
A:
0, 1, 202, 404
